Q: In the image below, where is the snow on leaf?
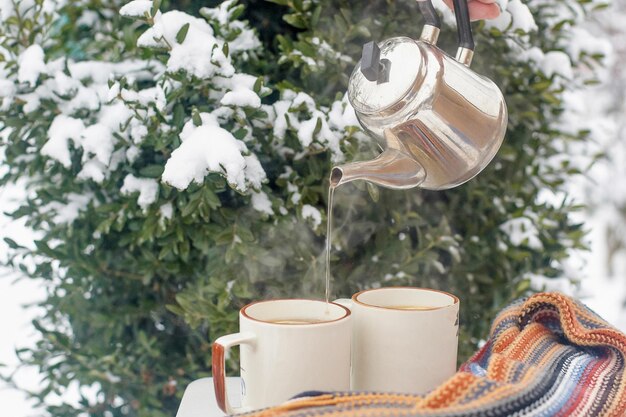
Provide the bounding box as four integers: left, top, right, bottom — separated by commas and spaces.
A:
159, 202, 173, 219
327, 97, 359, 131
98, 102, 134, 132
137, 10, 234, 79
18, 44, 46, 86
161, 124, 266, 191
484, 11, 512, 32
52, 71, 81, 96
78, 159, 107, 183
42, 115, 86, 168
200, 0, 238, 25
251, 191, 273, 216
80, 124, 115, 165
44, 193, 93, 224
120, 0, 153, 19
302, 204, 322, 229
499, 217, 543, 250
68, 60, 159, 84
121, 174, 159, 210
507, 0, 537, 33
218, 74, 263, 108
541, 51, 573, 79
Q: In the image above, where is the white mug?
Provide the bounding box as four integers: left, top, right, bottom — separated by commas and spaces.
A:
337, 287, 459, 393
212, 299, 352, 414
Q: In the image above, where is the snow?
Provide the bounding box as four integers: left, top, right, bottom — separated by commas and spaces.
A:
218, 74, 264, 108
287, 182, 301, 204
98, 102, 134, 132
43, 110, 126, 182
268, 91, 350, 161
517, 47, 545, 66
120, 85, 167, 111
68, 60, 157, 84
44, 193, 93, 224
17, 44, 46, 86
200, 0, 235, 25
126, 146, 140, 163
251, 191, 273, 216
159, 202, 173, 219
77, 9, 99, 27
221, 89, 261, 107
42, 116, 86, 168
65, 84, 101, 112
119, 0, 153, 18
51, 71, 81, 96
499, 217, 543, 250
77, 160, 107, 183
227, 21, 261, 52
129, 123, 148, 143
137, 10, 235, 79
161, 124, 266, 191
269, 100, 291, 139
328, 97, 359, 131
0, 79, 15, 97
485, 12, 512, 32
485, 0, 536, 33
297, 117, 318, 147
302, 204, 322, 229
540, 51, 573, 79
121, 174, 159, 210
81, 124, 115, 165
507, 0, 537, 32
242, 155, 266, 189
565, 27, 613, 61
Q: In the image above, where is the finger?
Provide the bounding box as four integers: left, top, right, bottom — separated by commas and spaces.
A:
468, 2, 501, 20
442, 0, 501, 21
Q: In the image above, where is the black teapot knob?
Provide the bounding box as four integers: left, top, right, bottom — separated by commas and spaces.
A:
360, 41, 390, 83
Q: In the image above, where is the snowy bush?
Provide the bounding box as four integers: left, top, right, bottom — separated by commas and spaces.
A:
0, 0, 610, 414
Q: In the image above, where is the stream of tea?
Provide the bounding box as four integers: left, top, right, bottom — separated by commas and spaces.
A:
325, 185, 336, 305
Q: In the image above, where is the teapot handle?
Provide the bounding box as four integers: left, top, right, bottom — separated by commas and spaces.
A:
453, 0, 475, 66
416, 0, 441, 45
416, 0, 441, 30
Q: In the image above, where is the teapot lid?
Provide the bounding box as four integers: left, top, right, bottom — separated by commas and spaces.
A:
348, 37, 424, 115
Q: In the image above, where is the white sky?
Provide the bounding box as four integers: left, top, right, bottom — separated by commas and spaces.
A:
0, 179, 46, 416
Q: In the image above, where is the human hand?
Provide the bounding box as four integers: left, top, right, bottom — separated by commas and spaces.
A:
442, 0, 501, 21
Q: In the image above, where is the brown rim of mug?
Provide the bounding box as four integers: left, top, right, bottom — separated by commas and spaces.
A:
240, 298, 351, 325
352, 287, 459, 311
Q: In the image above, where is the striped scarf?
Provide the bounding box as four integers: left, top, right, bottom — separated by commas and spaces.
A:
244, 292, 626, 417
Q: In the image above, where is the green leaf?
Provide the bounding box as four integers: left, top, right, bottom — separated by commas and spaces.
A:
192, 109, 202, 126
311, 5, 322, 27
283, 14, 307, 29
176, 23, 190, 43
253, 77, 263, 94
367, 182, 380, 203
230, 5, 245, 21
151, 0, 162, 17
139, 165, 165, 178
3, 237, 22, 249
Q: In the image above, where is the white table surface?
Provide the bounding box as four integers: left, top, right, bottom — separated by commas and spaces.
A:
176, 377, 241, 417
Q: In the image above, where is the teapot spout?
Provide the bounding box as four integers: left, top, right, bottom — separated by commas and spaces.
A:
330, 148, 426, 190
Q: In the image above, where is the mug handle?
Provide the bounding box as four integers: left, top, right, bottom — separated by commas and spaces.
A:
212, 332, 256, 414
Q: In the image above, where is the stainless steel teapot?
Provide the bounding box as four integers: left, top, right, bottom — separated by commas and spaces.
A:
331, 0, 508, 190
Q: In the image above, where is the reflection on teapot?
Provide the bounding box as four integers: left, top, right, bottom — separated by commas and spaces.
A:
332, 0, 508, 191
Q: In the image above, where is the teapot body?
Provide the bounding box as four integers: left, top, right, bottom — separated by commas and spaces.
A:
348, 37, 508, 190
